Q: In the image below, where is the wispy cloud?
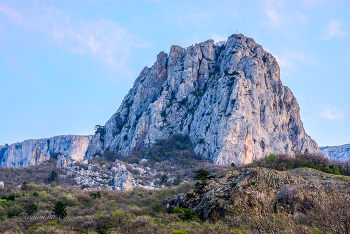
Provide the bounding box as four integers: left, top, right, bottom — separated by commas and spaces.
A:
211, 34, 227, 43
325, 19, 346, 39
302, 0, 324, 7
54, 19, 136, 67
0, 3, 29, 26
272, 50, 315, 70
263, 0, 310, 33
0, 3, 144, 69
265, 4, 280, 26
320, 106, 343, 120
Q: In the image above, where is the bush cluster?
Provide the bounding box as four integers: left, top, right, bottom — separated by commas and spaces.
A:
248, 152, 350, 176
0, 182, 218, 233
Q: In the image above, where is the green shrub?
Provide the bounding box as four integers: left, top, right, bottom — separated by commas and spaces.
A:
170, 230, 188, 234
172, 206, 198, 221
265, 153, 278, 164
26, 204, 38, 215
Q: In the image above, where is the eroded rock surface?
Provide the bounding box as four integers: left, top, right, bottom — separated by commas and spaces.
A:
85, 34, 319, 165
114, 161, 137, 191
164, 167, 349, 220
320, 144, 350, 161
0, 135, 92, 167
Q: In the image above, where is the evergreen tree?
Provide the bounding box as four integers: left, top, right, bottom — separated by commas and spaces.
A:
193, 169, 215, 193
21, 182, 28, 191
173, 175, 182, 186
48, 171, 58, 182
193, 168, 215, 181
161, 174, 169, 184
26, 204, 38, 216
52, 201, 67, 219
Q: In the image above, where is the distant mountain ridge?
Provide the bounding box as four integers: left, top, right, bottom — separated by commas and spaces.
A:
0, 135, 91, 167
85, 33, 319, 165
320, 144, 350, 161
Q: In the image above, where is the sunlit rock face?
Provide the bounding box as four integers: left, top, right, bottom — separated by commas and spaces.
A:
0, 135, 92, 167
114, 161, 137, 191
320, 144, 350, 161
85, 33, 319, 165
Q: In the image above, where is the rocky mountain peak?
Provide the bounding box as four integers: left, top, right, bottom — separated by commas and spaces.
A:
85, 33, 319, 165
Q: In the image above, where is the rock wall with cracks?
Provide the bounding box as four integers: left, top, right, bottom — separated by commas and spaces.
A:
0, 135, 92, 167
85, 33, 319, 165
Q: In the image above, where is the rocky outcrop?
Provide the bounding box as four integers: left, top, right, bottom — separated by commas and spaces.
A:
0, 181, 4, 189
114, 161, 137, 191
320, 144, 350, 161
85, 33, 319, 165
0, 135, 92, 167
164, 167, 349, 220
30, 146, 49, 166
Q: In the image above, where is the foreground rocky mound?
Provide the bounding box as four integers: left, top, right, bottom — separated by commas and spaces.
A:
164, 167, 350, 221
0, 135, 92, 167
86, 33, 319, 165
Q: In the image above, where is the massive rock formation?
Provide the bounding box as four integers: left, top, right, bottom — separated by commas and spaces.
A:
320, 144, 350, 161
84, 33, 319, 165
0, 135, 92, 167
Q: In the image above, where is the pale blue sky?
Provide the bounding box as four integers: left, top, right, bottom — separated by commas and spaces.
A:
0, 0, 349, 147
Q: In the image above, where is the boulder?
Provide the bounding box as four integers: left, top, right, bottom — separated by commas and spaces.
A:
114, 161, 137, 191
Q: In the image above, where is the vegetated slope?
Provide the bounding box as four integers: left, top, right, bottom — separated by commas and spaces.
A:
85, 33, 319, 165
73, 134, 229, 191
1, 165, 349, 233
165, 167, 350, 234
0, 135, 92, 167
320, 143, 350, 161
0, 163, 75, 189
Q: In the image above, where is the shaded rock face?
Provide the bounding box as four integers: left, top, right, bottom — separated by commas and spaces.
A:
0, 135, 92, 167
85, 33, 319, 165
320, 144, 350, 161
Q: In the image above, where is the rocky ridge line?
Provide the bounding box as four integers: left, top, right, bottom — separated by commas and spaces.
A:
85, 33, 319, 165
0, 135, 92, 167
320, 143, 350, 161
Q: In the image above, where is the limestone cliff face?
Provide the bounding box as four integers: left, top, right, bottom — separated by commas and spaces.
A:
0, 135, 92, 167
85, 34, 319, 165
320, 144, 350, 161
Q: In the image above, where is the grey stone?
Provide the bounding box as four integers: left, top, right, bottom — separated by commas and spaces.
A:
0, 135, 92, 167
114, 161, 137, 191
320, 144, 350, 161
81, 34, 319, 165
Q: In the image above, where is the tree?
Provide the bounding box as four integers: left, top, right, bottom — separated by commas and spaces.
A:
161, 174, 169, 184
193, 168, 215, 181
21, 182, 28, 191
26, 204, 38, 216
193, 169, 215, 193
52, 201, 67, 219
231, 162, 236, 167
173, 175, 182, 186
95, 125, 106, 136
48, 171, 58, 182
